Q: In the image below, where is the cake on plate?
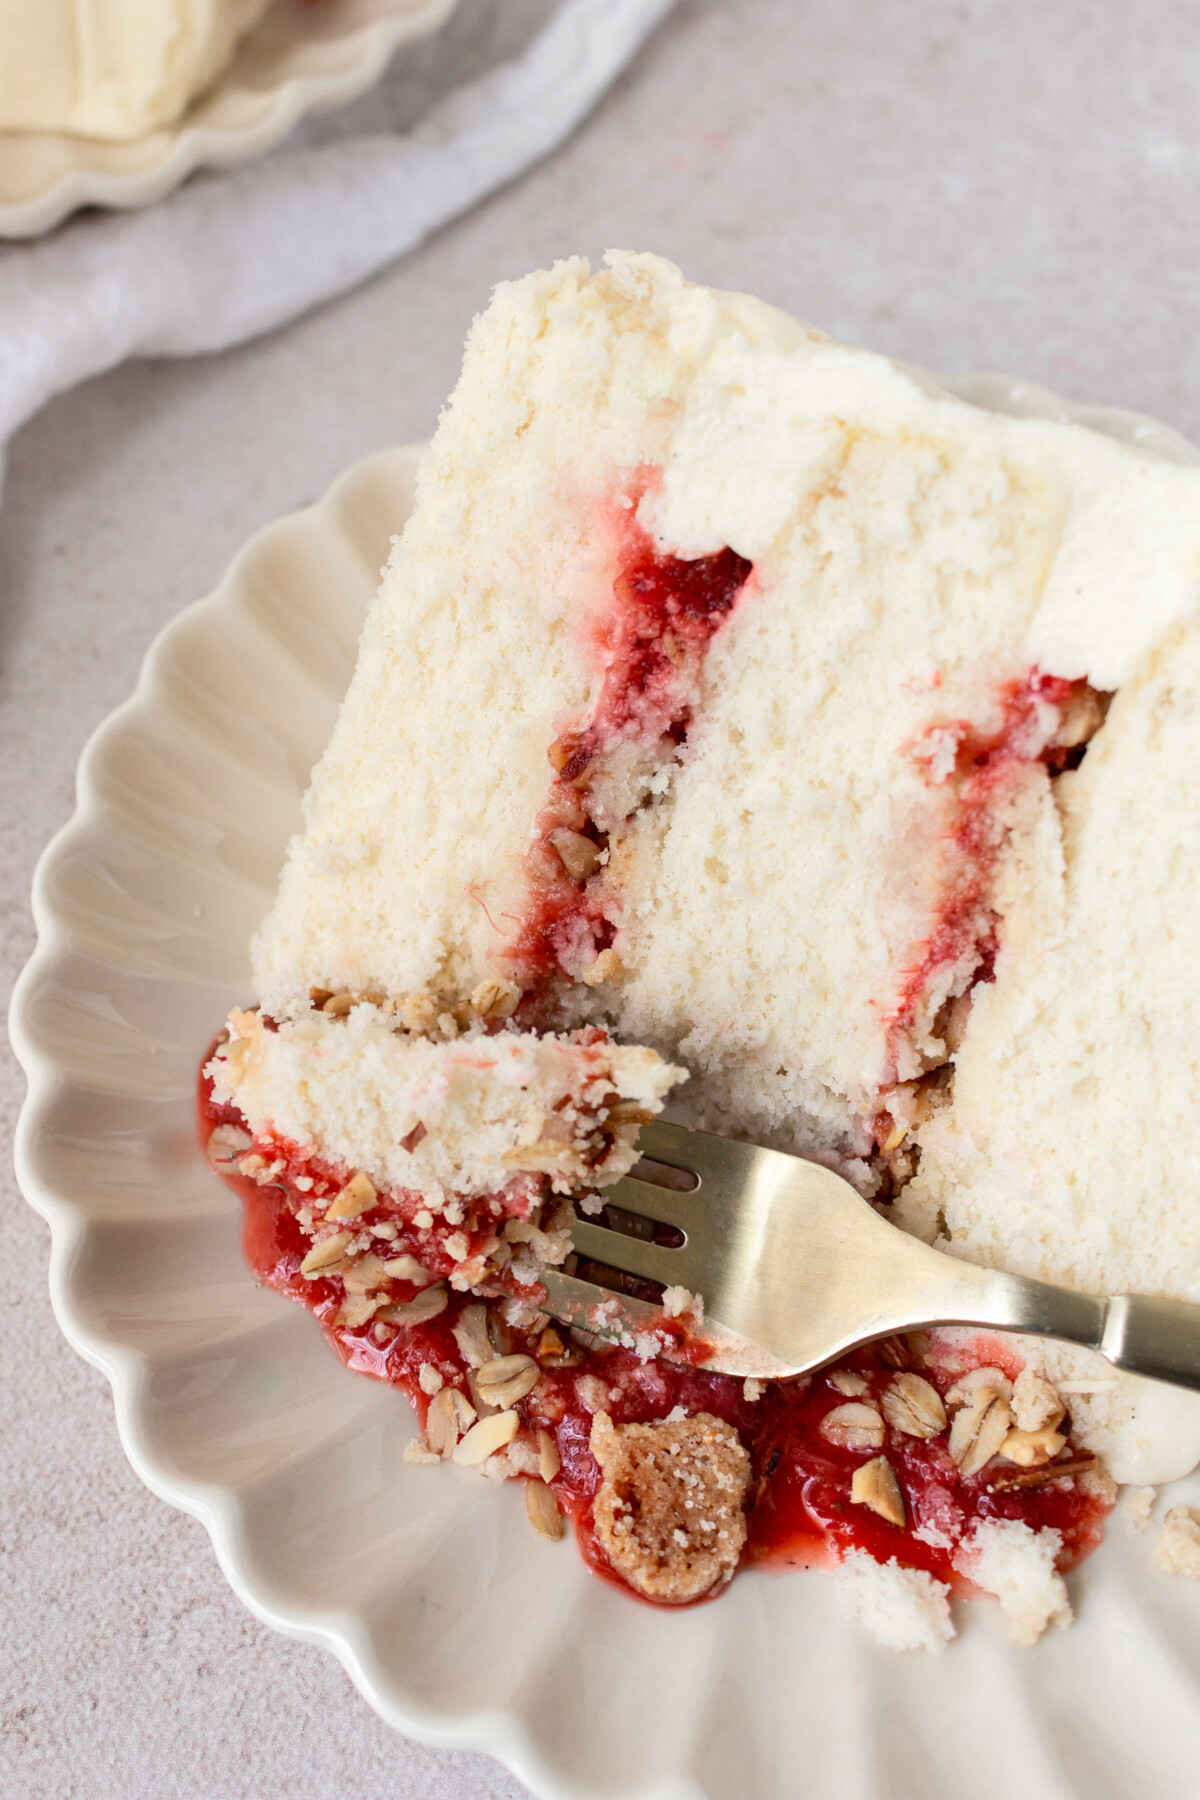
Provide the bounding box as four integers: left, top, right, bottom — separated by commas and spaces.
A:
0, 0, 273, 138
204, 251, 1200, 1647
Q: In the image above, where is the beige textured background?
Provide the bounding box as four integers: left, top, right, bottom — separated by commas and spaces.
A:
4, 1, 1200, 1794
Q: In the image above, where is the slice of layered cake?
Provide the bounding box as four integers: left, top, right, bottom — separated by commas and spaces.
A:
204, 252, 1200, 1642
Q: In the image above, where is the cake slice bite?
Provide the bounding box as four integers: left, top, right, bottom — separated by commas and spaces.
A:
206, 250, 1200, 1629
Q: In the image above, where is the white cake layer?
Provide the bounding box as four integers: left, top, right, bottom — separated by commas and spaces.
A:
256, 252, 1200, 1154
0, 0, 271, 138
209, 1006, 683, 1210
898, 622, 1200, 1481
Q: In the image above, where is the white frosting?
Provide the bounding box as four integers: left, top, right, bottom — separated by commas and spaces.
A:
0, 0, 271, 139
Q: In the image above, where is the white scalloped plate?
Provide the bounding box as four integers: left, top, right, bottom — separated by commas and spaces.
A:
13, 385, 1200, 1800
0, 0, 456, 239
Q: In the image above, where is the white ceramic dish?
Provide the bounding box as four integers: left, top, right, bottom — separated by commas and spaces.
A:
13, 386, 1200, 1800
0, 0, 456, 239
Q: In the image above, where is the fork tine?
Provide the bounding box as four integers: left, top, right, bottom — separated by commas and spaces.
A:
603, 1173, 695, 1233
630, 1119, 698, 1169
539, 1268, 662, 1339
570, 1218, 696, 1288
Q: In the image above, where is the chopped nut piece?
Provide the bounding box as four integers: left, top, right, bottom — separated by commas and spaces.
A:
1011, 1369, 1066, 1433
425, 1386, 477, 1457
581, 948, 621, 987
525, 1479, 566, 1541
321, 991, 354, 1016
470, 976, 521, 1020
453, 1410, 521, 1465
537, 1428, 561, 1483
549, 828, 603, 881
341, 1253, 389, 1295
881, 1373, 947, 1439
453, 1303, 494, 1369
535, 1325, 566, 1362
324, 1171, 377, 1221
337, 1295, 380, 1329
820, 1403, 885, 1452
998, 1425, 1067, 1468
376, 1285, 448, 1326
1156, 1506, 1200, 1577
475, 1353, 540, 1409
382, 1253, 435, 1287
604, 1099, 654, 1125
501, 1140, 584, 1176
589, 1410, 750, 1603
828, 1370, 870, 1397
398, 990, 439, 1033
1054, 683, 1107, 749
299, 1231, 353, 1276
399, 1122, 427, 1155
947, 1389, 1012, 1476
403, 1439, 441, 1465
850, 1456, 906, 1527
945, 1366, 1012, 1408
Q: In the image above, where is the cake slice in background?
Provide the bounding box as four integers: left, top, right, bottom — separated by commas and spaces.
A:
210, 250, 1200, 1629
0, 0, 273, 139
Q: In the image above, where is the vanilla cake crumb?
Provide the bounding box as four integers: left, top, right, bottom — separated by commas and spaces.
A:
1155, 1506, 1200, 1576
1124, 1486, 1157, 1532
952, 1518, 1072, 1645
835, 1550, 954, 1652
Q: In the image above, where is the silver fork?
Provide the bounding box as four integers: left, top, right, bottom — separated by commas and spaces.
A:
540, 1120, 1200, 1390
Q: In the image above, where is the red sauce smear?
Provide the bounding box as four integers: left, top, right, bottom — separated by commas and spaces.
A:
882, 671, 1088, 1088
503, 523, 753, 988
200, 1067, 1109, 1610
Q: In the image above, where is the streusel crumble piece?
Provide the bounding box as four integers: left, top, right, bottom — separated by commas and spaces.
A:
589, 1410, 751, 1602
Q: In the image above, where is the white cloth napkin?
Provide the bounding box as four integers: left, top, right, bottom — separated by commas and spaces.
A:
0, 0, 673, 486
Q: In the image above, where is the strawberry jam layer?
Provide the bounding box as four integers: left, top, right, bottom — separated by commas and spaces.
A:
882, 671, 1106, 1096
201, 1067, 1110, 1610
504, 526, 752, 988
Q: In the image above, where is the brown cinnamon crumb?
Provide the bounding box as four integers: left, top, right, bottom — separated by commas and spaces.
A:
589, 1410, 750, 1603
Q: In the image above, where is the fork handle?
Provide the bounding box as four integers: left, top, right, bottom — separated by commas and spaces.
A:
948, 1266, 1200, 1394
1098, 1294, 1200, 1392
898, 1255, 1200, 1395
